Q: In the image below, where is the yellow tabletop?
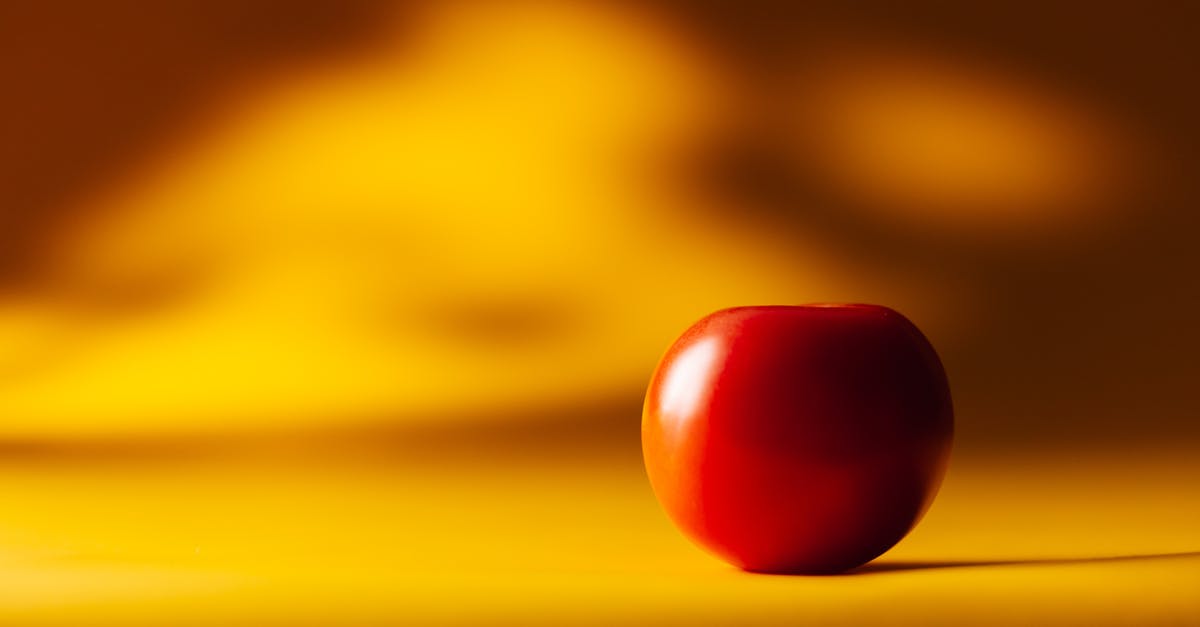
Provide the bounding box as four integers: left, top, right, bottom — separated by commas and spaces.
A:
0, 428, 1195, 626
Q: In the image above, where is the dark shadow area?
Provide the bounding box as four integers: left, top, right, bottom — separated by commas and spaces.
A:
657, 0, 1200, 452
0, 0, 405, 291
848, 550, 1200, 576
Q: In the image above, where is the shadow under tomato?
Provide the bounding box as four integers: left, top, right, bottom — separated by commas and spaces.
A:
845, 550, 1200, 575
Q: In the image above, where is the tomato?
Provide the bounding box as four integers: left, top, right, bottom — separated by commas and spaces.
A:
642, 305, 953, 573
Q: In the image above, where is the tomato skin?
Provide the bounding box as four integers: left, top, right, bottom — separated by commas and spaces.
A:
642, 305, 953, 574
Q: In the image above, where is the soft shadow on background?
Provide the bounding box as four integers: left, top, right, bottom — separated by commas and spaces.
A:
2, 0, 1197, 450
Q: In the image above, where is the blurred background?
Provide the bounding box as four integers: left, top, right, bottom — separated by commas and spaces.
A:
0, 1, 1197, 623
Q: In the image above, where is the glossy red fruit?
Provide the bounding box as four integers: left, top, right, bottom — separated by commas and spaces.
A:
642, 305, 953, 574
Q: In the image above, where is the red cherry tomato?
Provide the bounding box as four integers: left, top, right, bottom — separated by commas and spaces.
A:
642, 305, 953, 573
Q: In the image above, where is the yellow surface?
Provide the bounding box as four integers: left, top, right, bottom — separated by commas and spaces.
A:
0, 436, 1196, 625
